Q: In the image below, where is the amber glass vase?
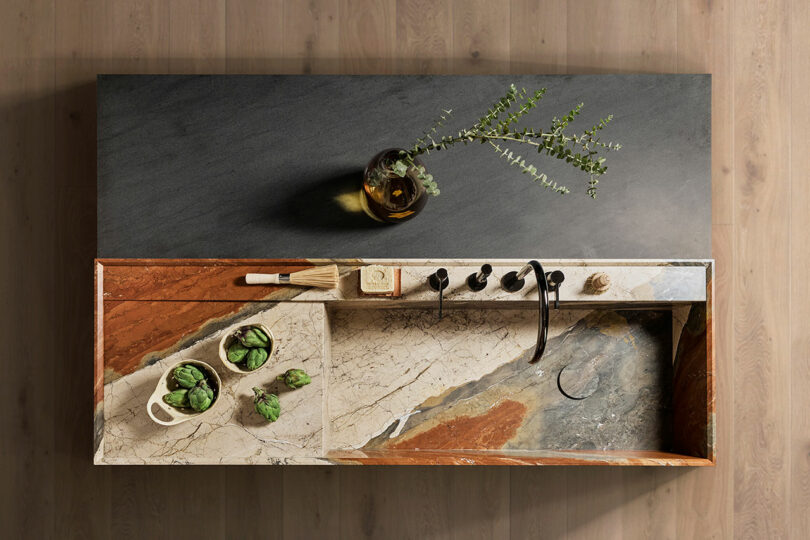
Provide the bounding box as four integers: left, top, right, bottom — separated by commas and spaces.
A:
361, 148, 428, 223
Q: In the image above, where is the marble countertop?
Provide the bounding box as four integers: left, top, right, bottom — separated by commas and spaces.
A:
94, 259, 715, 466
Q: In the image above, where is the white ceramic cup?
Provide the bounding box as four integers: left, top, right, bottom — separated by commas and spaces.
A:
146, 359, 222, 426
218, 323, 275, 374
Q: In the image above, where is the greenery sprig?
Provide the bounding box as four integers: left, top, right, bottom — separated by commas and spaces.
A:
382, 84, 621, 199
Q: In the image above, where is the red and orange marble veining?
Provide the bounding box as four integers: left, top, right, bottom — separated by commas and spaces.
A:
95, 259, 314, 394
326, 449, 714, 466
102, 300, 248, 382
386, 400, 527, 450
100, 259, 313, 301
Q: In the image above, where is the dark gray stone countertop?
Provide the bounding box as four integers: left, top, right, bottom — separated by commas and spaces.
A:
97, 74, 710, 259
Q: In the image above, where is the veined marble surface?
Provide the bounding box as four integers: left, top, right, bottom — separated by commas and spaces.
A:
327, 308, 586, 450
360, 310, 673, 452
98, 303, 325, 464
95, 259, 712, 465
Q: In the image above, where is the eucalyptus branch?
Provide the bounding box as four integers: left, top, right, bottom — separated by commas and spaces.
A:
385, 84, 620, 199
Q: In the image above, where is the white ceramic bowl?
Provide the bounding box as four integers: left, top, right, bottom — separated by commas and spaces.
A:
146, 360, 222, 426
218, 323, 276, 374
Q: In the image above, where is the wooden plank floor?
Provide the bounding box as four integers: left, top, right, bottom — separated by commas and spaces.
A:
1, 0, 806, 538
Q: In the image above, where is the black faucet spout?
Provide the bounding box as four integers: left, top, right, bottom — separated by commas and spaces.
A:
428, 268, 449, 320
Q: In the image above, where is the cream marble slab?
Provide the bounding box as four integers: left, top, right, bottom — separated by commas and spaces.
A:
326, 307, 589, 450
98, 303, 325, 464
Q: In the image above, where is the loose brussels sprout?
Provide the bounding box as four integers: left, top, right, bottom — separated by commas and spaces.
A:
253, 387, 280, 422
277, 369, 311, 389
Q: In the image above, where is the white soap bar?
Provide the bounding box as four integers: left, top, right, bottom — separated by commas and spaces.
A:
359, 265, 396, 294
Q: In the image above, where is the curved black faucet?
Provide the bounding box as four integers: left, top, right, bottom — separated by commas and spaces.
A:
501, 260, 554, 364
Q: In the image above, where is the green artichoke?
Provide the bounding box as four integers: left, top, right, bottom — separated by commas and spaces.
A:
277, 369, 311, 389
253, 387, 280, 422
188, 380, 215, 412
235, 326, 270, 348
173, 364, 205, 389
162, 389, 190, 408
245, 347, 269, 371
227, 341, 250, 363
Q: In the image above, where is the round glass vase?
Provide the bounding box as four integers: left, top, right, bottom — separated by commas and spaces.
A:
361, 148, 428, 223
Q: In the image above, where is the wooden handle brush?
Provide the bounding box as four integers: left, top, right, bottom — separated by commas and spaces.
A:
245, 264, 339, 289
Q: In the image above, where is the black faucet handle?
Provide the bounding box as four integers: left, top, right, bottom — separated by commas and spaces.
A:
501, 263, 532, 292
546, 270, 565, 289
428, 268, 449, 291
545, 270, 565, 309
467, 264, 492, 291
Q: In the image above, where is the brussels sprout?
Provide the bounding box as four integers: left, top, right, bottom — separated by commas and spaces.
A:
245, 347, 269, 371
235, 327, 270, 348
277, 369, 311, 389
188, 380, 215, 412
253, 387, 280, 422
227, 341, 250, 363
173, 364, 205, 389
162, 389, 190, 408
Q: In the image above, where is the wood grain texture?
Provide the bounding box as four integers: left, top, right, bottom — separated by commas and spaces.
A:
339, 466, 509, 539
395, 0, 452, 73
566, 0, 677, 73
509, 467, 567, 538
339, 0, 396, 73
106, 1, 170, 71
282, 467, 340, 539
451, 0, 510, 73
509, 0, 567, 74
0, 3, 55, 538
282, 0, 340, 74
226, 0, 284, 73
2, 0, 808, 537
732, 1, 791, 538
789, 0, 810, 536
169, 0, 227, 73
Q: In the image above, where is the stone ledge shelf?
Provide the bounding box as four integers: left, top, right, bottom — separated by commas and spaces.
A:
94, 259, 714, 466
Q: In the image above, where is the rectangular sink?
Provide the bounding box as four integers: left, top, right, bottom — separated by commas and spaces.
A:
94, 259, 714, 466
327, 306, 674, 453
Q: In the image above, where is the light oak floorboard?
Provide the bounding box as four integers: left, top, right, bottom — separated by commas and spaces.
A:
732, 0, 791, 538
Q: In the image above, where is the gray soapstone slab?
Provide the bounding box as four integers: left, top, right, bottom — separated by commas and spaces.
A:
97, 75, 710, 259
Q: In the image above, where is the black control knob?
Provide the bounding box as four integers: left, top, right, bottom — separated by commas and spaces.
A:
467, 264, 492, 292
428, 268, 449, 291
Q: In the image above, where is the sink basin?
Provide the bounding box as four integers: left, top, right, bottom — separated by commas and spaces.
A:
326, 306, 679, 461
94, 259, 714, 466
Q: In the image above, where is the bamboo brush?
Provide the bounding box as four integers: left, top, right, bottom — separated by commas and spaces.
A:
245, 264, 339, 289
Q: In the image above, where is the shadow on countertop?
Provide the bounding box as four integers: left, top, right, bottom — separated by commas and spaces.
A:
263, 168, 385, 232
